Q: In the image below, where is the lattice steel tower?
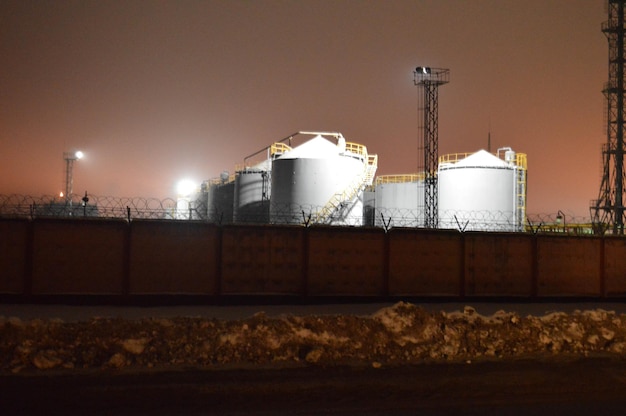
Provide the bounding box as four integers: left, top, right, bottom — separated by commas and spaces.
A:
414, 67, 449, 228
592, 1, 626, 234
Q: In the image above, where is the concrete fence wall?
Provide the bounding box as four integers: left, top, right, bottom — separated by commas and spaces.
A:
1, 218, 624, 299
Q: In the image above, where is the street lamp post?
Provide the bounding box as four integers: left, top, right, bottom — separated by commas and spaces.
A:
63, 150, 83, 209
556, 210, 566, 233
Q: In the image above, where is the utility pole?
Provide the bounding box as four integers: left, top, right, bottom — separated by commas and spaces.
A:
414, 67, 449, 228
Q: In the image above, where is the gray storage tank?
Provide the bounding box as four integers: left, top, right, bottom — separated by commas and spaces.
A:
374, 174, 425, 228
234, 143, 291, 224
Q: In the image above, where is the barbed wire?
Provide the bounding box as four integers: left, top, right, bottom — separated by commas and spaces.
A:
0, 193, 595, 234
0, 194, 179, 220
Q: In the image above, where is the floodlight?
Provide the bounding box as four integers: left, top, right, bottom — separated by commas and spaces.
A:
177, 179, 197, 197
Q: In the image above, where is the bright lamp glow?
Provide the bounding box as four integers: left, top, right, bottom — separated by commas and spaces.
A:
75, 150, 84, 159
177, 179, 197, 196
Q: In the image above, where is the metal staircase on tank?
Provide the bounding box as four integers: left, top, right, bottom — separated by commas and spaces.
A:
514, 153, 527, 232
312, 145, 378, 224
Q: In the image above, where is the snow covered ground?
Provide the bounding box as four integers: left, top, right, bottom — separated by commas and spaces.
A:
3, 302, 626, 373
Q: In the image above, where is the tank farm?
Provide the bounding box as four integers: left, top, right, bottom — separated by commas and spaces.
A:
2, 131, 626, 305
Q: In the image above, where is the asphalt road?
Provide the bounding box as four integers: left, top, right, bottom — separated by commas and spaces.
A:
3, 358, 626, 415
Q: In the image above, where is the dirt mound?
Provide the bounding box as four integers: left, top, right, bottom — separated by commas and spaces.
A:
2, 302, 626, 373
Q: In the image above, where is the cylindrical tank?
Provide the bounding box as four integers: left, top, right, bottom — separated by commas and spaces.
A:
438, 149, 526, 232
374, 174, 424, 228
234, 169, 270, 224
270, 135, 367, 225
362, 189, 376, 227
206, 174, 235, 224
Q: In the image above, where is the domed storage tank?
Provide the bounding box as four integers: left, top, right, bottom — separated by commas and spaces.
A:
374, 174, 425, 228
438, 148, 527, 232
270, 134, 374, 226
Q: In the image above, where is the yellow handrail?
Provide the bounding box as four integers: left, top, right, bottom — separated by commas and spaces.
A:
375, 173, 425, 185
439, 152, 528, 169
345, 142, 368, 157
270, 142, 292, 156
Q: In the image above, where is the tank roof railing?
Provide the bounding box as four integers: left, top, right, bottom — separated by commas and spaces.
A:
344, 142, 369, 160
206, 171, 236, 186
243, 131, 345, 168
375, 173, 425, 185
439, 151, 527, 169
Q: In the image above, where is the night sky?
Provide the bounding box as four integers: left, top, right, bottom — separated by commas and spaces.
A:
1, 0, 606, 218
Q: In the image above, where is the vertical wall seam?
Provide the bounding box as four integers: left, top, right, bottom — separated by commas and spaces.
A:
122, 221, 131, 298
23, 219, 34, 298
600, 236, 606, 298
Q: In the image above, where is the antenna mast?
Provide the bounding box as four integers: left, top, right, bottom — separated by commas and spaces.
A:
592, 0, 626, 234
414, 67, 450, 228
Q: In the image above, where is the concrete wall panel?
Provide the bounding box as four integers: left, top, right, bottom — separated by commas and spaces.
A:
388, 229, 462, 296
604, 237, 626, 296
537, 236, 601, 296
0, 219, 29, 294
32, 219, 126, 294
129, 220, 218, 294
465, 233, 533, 296
307, 227, 385, 296
221, 225, 304, 294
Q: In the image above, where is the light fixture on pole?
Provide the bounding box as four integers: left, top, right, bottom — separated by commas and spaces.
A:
556, 210, 566, 232
63, 150, 83, 206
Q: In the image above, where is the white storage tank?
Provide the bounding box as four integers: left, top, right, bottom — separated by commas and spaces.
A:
374, 174, 425, 228
438, 148, 527, 232
270, 134, 375, 226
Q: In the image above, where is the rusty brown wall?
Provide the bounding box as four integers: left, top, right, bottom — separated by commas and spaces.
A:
603, 237, 626, 296
306, 226, 386, 296
31, 219, 126, 294
0, 219, 29, 294
388, 229, 462, 296
464, 232, 534, 296
536, 235, 602, 296
220, 225, 305, 294
128, 220, 219, 294
6, 216, 626, 299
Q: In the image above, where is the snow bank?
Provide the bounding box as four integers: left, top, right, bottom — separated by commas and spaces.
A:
2, 302, 626, 373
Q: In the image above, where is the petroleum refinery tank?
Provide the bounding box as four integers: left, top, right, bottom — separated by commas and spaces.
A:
362, 188, 376, 227
270, 134, 375, 226
206, 172, 235, 224
437, 148, 527, 232
234, 169, 269, 223
374, 174, 425, 228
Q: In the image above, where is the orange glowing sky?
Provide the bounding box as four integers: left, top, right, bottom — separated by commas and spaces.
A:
0, 0, 607, 218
